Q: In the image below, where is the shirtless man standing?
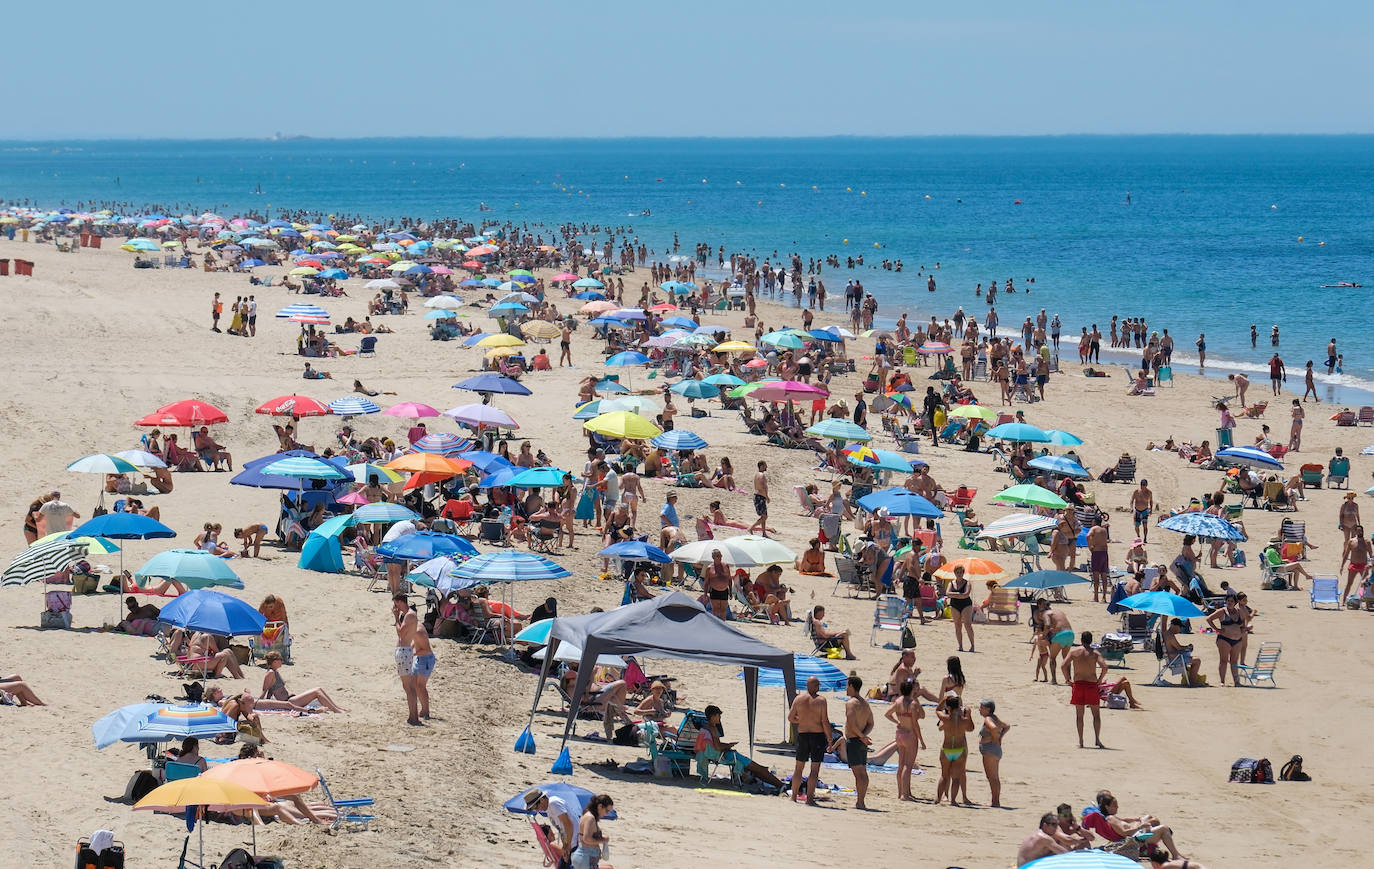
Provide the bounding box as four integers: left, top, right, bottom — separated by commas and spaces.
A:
1063, 631, 1109, 749
393, 594, 421, 726
1340, 522, 1372, 606
1040, 602, 1074, 685
1130, 480, 1154, 544
832, 675, 875, 809
748, 461, 770, 538
1086, 517, 1110, 603
559, 322, 573, 367
787, 676, 829, 806
703, 549, 731, 619
411, 614, 435, 720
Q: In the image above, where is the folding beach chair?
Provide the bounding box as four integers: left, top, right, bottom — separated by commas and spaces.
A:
315, 769, 375, 831
1237, 642, 1281, 687
1310, 577, 1340, 609
870, 594, 907, 645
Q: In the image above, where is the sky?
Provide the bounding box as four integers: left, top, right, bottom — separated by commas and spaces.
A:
8, 1, 1374, 139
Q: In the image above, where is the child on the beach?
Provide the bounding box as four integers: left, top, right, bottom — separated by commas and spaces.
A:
1031, 626, 1051, 682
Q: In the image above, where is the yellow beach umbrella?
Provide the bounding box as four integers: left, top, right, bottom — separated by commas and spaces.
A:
134, 778, 268, 869
520, 321, 561, 340
477, 334, 525, 348
949, 405, 997, 421
289, 267, 318, 276
485, 346, 521, 359
713, 341, 756, 353
583, 410, 662, 440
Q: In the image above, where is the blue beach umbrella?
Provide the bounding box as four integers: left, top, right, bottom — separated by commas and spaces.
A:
505, 783, 616, 820
598, 540, 671, 563
1021, 851, 1140, 869
1000, 570, 1090, 591
1027, 455, 1090, 478
93, 701, 165, 749
1116, 591, 1206, 619
807, 329, 841, 343
589, 317, 629, 329
507, 467, 572, 488
411, 433, 472, 456
490, 302, 529, 314
1043, 429, 1084, 446
261, 457, 351, 481
845, 447, 914, 473
461, 332, 491, 347
159, 589, 267, 636
425, 309, 457, 320
457, 450, 514, 473
318, 268, 348, 280
573, 400, 609, 420
669, 380, 720, 400
453, 373, 533, 396
453, 552, 571, 583
660, 316, 698, 329
328, 397, 381, 415
760, 331, 806, 350
1216, 446, 1283, 470
123, 704, 237, 743
806, 419, 872, 442
595, 379, 630, 393
855, 487, 944, 518
477, 465, 522, 488
230, 451, 347, 490
651, 430, 708, 451
571, 278, 605, 289
70, 513, 175, 541
352, 502, 420, 525
987, 422, 1050, 443
611, 308, 647, 322
606, 351, 650, 367
702, 372, 744, 388
574, 291, 606, 300
378, 531, 479, 563
513, 619, 554, 644
1157, 512, 1245, 540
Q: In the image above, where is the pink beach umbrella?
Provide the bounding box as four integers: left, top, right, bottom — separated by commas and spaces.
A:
382, 402, 441, 419
748, 381, 830, 402
336, 490, 372, 506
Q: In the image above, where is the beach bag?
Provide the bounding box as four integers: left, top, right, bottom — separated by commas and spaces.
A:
1105, 693, 1128, 710
182, 682, 204, 704
900, 624, 917, 649
613, 723, 640, 747
1097, 467, 1117, 483
1229, 757, 1273, 783
1280, 755, 1310, 781
125, 770, 160, 803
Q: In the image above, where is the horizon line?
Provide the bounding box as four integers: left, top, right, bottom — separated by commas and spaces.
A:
5, 132, 1374, 144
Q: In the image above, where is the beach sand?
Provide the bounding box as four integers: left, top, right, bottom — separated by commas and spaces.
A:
0, 240, 1369, 868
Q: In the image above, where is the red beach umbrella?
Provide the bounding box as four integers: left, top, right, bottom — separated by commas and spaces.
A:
253, 395, 331, 418
135, 400, 229, 427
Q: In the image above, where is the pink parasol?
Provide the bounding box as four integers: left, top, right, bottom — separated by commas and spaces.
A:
382, 402, 441, 419
748, 381, 830, 402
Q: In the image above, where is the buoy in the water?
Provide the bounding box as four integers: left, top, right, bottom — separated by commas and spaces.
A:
1014, 199, 1022, 205
1298, 236, 1304, 242
860, 191, 866, 196
1271, 204, 1278, 210
846, 187, 852, 192
843, 239, 849, 245
1319, 241, 1326, 246
924, 194, 931, 200
873, 242, 880, 248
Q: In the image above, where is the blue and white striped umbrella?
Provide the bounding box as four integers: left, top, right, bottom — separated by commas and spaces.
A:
977, 512, 1057, 540
598, 540, 671, 563
328, 397, 380, 416
738, 654, 847, 690
260, 457, 351, 480
351, 502, 420, 525
1158, 512, 1245, 541
412, 433, 472, 456
1216, 446, 1284, 470
123, 704, 237, 743
806, 419, 872, 442
651, 430, 708, 451
453, 552, 571, 583
275, 304, 328, 319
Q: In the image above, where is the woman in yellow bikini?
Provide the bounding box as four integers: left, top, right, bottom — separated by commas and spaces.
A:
933, 692, 974, 805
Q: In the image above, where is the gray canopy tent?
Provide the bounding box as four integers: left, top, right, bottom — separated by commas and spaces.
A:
526, 592, 798, 755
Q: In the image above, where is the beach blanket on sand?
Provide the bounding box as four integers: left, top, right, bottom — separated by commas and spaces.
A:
822, 760, 909, 775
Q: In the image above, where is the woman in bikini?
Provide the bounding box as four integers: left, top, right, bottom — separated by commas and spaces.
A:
23, 495, 44, 543
940, 655, 966, 699
884, 678, 924, 801
258, 650, 348, 713
977, 699, 1012, 807
946, 564, 975, 653
933, 692, 975, 805
1205, 596, 1247, 686
710, 457, 736, 491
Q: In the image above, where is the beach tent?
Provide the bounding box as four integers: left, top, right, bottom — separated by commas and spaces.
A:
526, 592, 795, 756
297, 514, 350, 574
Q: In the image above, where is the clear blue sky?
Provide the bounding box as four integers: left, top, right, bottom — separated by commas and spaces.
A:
9, 0, 1373, 138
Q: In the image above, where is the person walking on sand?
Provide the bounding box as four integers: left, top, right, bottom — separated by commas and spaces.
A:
411, 614, 435, 720
1129, 479, 1154, 544
559, 322, 573, 367
1064, 631, 1109, 748
748, 460, 770, 537
1269, 352, 1286, 395
831, 675, 874, 809
1289, 399, 1304, 451
1303, 360, 1319, 402
977, 699, 1012, 807
211, 292, 222, 332
787, 676, 829, 806
392, 594, 421, 726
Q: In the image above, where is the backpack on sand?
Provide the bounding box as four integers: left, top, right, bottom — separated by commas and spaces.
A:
1280, 755, 1310, 781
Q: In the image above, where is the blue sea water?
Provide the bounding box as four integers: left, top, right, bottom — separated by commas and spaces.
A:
3, 135, 1373, 396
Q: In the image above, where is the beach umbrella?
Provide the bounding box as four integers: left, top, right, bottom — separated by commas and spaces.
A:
254, 395, 331, 418
611, 308, 649, 322
490, 302, 529, 315
600, 396, 661, 415
33, 532, 120, 554
595, 379, 631, 394
739, 654, 847, 691
134, 549, 243, 590
669, 538, 769, 568
476, 334, 525, 349
855, 488, 943, 518
598, 541, 671, 563
203, 758, 318, 798
551, 272, 580, 282
454, 552, 571, 583
134, 778, 268, 869
382, 402, 441, 419
669, 380, 720, 400
712, 341, 756, 354
583, 411, 662, 440
749, 381, 828, 402
571, 278, 605, 289
661, 316, 699, 330
513, 619, 555, 645
507, 467, 572, 488
986, 422, 1050, 443
406, 556, 467, 593
1216, 446, 1284, 470
977, 513, 1057, 540
1157, 512, 1245, 541
948, 405, 997, 421
261, 457, 350, 481
288, 311, 330, 325
934, 557, 1008, 580
457, 450, 515, 473
917, 341, 952, 355
345, 463, 404, 484
365, 279, 402, 291
989, 484, 1068, 509
92, 701, 165, 749
1116, 591, 1206, 619
1021, 851, 1140, 869
159, 589, 266, 636
1, 537, 87, 587
580, 300, 617, 315
126, 703, 238, 743
651, 430, 708, 451
328, 397, 381, 416
134, 400, 229, 428
70, 513, 176, 541
453, 373, 533, 396
351, 502, 420, 525
477, 465, 523, 488
425, 310, 457, 321
521, 321, 562, 340
844, 446, 914, 473
806, 419, 871, 442
575, 291, 607, 301
1001, 570, 1091, 591
383, 453, 472, 476
230, 451, 347, 490
719, 534, 796, 565
504, 783, 612, 820
1044, 429, 1085, 446
882, 393, 914, 413
425, 295, 464, 310
274, 304, 329, 320
533, 642, 626, 668
378, 531, 479, 562
67, 454, 139, 475
1027, 456, 1090, 479
289, 267, 319, 277
411, 433, 472, 456
701, 372, 744, 388
114, 449, 167, 468
445, 404, 519, 430
760, 331, 806, 350
605, 351, 650, 367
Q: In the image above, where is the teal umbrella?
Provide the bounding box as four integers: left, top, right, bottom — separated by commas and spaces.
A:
134, 549, 243, 590
806, 418, 872, 442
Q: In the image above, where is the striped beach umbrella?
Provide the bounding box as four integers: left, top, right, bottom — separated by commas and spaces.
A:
651, 430, 709, 451
275, 304, 328, 319
67, 454, 139, 475
453, 552, 571, 583
261, 457, 350, 480
126, 704, 237, 742
1216, 446, 1284, 470
917, 341, 952, 355
411, 433, 472, 456
977, 513, 1058, 540
351, 502, 420, 525
740, 654, 848, 691
327, 396, 381, 416
1, 538, 86, 587
378, 531, 479, 563
345, 462, 404, 484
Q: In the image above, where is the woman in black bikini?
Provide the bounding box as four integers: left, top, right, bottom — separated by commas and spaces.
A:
946, 564, 976, 652
1205, 596, 1247, 686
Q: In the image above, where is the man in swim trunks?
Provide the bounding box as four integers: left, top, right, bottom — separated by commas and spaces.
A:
1086, 516, 1110, 603
748, 460, 770, 538
1039, 601, 1074, 685
832, 675, 874, 809
787, 676, 829, 806
411, 614, 435, 720
1129, 480, 1154, 544
393, 594, 420, 726
1063, 631, 1109, 749
703, 549, 731, 619
559, 323, 573, 367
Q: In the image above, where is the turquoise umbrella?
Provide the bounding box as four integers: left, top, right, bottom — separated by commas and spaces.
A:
806, 418, 872, 442
134, 549, 243, 590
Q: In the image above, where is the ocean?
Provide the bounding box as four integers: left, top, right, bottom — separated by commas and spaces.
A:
3, 135, 1373, 399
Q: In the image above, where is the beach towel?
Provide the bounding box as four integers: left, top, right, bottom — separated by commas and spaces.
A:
575, 490, 595, 521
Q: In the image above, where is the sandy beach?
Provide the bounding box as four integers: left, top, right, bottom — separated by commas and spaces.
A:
1, 236, 1370, 869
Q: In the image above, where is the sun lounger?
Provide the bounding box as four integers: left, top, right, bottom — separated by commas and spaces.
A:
1310, 577, 1340, 609
1236, 642, 1281, 687
315, 769, 375, 831
870, 594, 907, 645
985, 588, 1019, 623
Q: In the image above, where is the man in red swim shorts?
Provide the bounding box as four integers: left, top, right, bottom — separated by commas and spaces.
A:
1062, 630, 1110, 749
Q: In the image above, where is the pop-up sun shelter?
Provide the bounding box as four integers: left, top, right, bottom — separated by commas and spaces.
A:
527, 592, 797, 756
